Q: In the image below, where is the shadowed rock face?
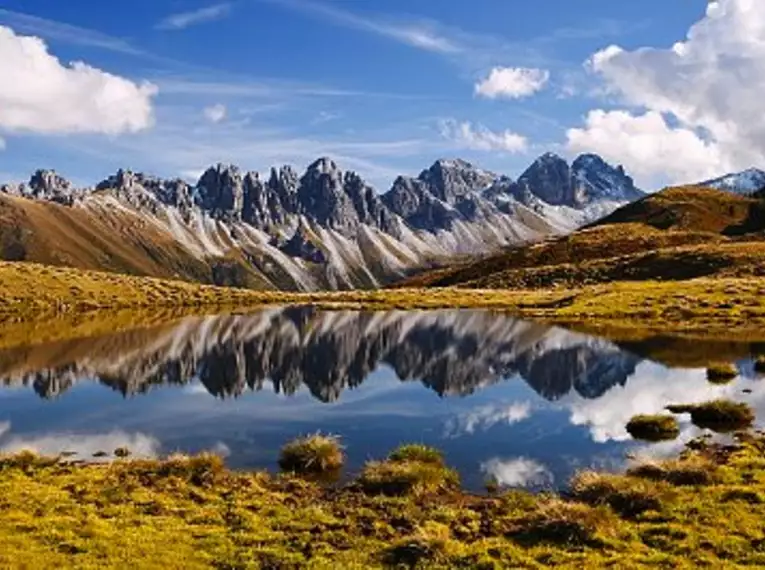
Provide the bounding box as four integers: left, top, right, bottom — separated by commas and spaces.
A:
0, 309, 640, 403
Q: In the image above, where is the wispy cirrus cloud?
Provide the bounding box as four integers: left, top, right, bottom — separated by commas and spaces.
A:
156, 3, 232, 31
262, 0, 462, 54
0, 7, 143, 55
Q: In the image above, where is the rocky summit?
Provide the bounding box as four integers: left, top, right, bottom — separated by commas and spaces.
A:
0, 153, 644, 291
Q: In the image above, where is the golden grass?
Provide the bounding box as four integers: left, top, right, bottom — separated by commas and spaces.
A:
4, 261, 765, 338
2, 434, 765, 568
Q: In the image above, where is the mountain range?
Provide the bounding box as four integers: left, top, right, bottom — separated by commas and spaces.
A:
0, 153, 643, 291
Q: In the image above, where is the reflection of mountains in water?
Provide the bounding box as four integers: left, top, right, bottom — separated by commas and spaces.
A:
0, 309, 639, 402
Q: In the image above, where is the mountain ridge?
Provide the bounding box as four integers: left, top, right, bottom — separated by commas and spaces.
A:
0, 152, 644, 291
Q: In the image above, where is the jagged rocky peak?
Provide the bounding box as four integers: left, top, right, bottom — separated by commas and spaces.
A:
17, 169, 81, 205
517, 152, 573, 206
571, 153, 643, 205
196, 163, 245, 221
96, 169, 194, 214
298, 156, 360, 231
418, 158, 496, 203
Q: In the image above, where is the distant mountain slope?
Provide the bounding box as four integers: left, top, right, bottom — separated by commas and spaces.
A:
0, 153, 643, 291
699, 168, 765, 195
401, 185, 765, 290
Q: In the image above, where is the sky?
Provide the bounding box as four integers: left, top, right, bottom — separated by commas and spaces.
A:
0, 0, 760, 192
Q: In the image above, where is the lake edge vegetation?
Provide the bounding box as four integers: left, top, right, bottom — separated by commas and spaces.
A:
2, 433, 765, 568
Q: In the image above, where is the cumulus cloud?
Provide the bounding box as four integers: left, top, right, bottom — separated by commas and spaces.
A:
439, 119, 528, 153
480, 457, 553, 488
156, 3, 231, 31
0, 26, 157, 135
204, 103, 227, 124
568, 0, 765, 184
567, 110, 729, 183
475, 67, 549, 99
445, 401, 532, 437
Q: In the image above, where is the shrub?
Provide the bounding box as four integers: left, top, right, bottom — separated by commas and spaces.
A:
278, 433, 344, 475
626, 414, 680, 442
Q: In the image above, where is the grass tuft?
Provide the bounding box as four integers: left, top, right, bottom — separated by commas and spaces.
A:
278, 433, 345, 475
388, 444, 445, 466
570, 471, 665, 518
628, 458, 717, 486
357, 459, 460, 497
510, 499, 612, 547
626, 414, 680, 442
707, 363, 739, 384
666, 399, 755, 433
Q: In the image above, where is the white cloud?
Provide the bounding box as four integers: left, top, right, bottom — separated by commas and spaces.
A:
445, 401, 531, 437
439, 119, 528, 153
0, 137, 5, 151
0, 429, 161, 459
480, 457, 553, 488
475, 67, 549, 99
0, 26, 157, 135
569, 0, 765, 184
156, 3, 231, 31
204, 103, 227, 124
265, 0, 461, 54
567, 110, 729, 183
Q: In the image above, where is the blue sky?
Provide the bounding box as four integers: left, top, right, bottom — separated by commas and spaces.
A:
0, 0, 756, 191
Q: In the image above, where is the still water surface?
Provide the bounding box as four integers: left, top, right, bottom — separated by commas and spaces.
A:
0, 308, 762, 490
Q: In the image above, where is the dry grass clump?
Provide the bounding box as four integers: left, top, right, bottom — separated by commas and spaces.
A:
626, 414, 680, 442
627, 458, 718, 487
667, 399, 755, 433
510, 499, 614, 547
707, 362, 739, 384
358, 459, 459, 497
570, 471, 666, 518
388, 444, 445, 466
278, 433, 345, 475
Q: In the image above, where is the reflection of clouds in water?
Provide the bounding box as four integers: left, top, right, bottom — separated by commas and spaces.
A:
444, 401, 532, 438
480, 457, 553, 488
560, 361, 765, 443
0, 420, 10, 438
0, 425, 161, 458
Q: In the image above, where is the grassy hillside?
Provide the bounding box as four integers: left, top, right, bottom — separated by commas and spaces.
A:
0, 195, 272, 289
398, 187, 765, 290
